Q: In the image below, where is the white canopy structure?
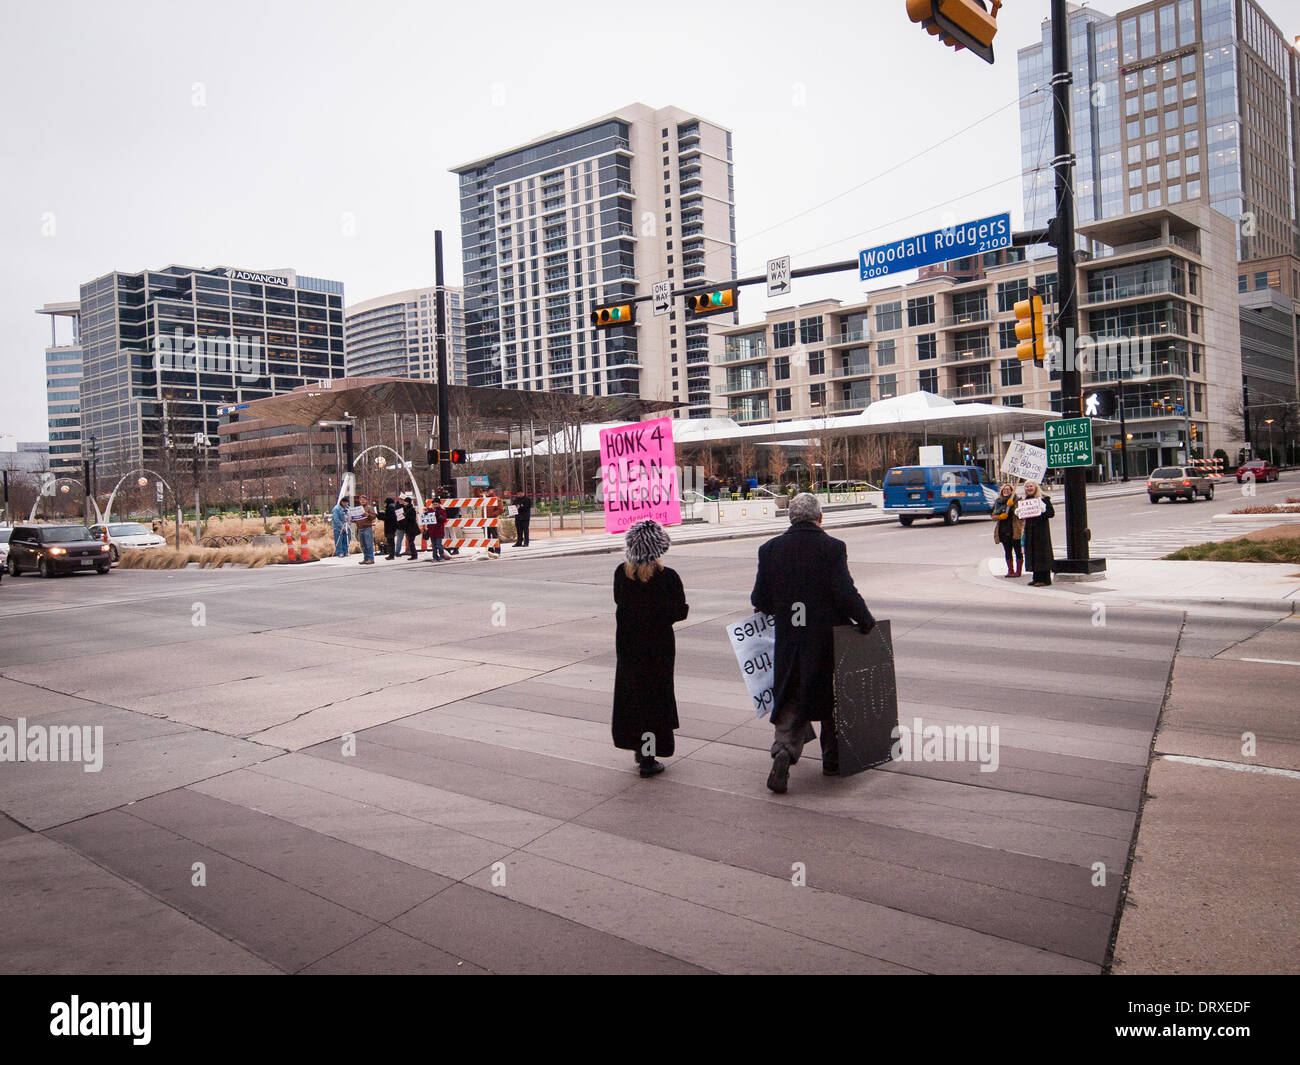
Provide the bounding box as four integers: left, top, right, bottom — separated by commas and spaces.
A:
473, 392, 1062, 478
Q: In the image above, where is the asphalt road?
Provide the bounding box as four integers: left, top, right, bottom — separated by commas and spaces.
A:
0, 479, 1294, 974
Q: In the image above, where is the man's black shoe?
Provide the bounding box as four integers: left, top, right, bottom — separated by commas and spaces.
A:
767, 750, 791, 793
822, 763, 839, 776
638, 758, 666, 778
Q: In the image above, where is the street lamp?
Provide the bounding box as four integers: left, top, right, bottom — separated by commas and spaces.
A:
1264, 418, 1275, 466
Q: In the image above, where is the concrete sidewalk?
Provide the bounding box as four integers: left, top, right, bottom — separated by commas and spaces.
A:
1111, 616, 1300, 975
973, 556, 1300, 613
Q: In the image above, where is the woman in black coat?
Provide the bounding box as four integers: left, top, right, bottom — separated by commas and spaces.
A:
399, 494, 419, 558
381, 499, 398, 560
612, 519, 689, 777
1020, 480, 1056, 586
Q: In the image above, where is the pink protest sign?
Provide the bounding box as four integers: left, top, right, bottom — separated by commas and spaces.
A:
599, 417, 682, 534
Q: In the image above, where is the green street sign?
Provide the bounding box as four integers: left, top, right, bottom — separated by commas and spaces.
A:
1046, 417, 1094, 468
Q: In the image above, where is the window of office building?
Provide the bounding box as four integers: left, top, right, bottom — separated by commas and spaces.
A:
876, 339, 896, 366
774, 355, 791, 380
997, 279, 1028, 312
998, 321, 1018, 349
799, 316, 823, 345
772, 321, 795, 349
877, 374, 897, 399
917, 333, 937, 360
907, 295, 934, 327
1000, 358, 1023, 387
918, 367, 938, 394
875, 301, 902, 332
809, 382, 827, 409
808, 350, 825, 376
775, 387, 792, 412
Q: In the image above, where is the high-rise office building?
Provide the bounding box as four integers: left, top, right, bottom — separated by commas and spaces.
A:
345, 286, 466, 382
452, 103, 737, 418
36, 301, 82, 476
1019, 0, 1299, 260
76, 265, 345, 474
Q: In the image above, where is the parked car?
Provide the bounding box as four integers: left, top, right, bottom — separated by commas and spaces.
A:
1147, 465, 1215, 504
883, 465, 1000, 525
1235, 459, 1279, 483
88, 521, 167, 562
6, 524, 112, 577
0, 527, 11, 566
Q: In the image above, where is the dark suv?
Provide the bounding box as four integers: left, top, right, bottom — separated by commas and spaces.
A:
6, 525, 112, 577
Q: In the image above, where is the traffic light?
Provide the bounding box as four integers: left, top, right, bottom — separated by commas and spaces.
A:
1081, 388, 1117, 418
1190, 424, 1198, 440
906, 0, 1001, 65
589, 303, 635, 329
685, 287, 737, 318
427, 448, 439, 467
1014, 289, 1046, 364
448, 449, 467, 464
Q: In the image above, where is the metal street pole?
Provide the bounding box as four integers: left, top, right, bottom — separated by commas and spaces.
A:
435, 230, 452, 495
1117, 376, 1129, 481
1050, 0, 1102, 575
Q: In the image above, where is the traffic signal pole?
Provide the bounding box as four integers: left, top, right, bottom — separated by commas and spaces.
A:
435, 230, 452, 495
1049, 0, 1104, 576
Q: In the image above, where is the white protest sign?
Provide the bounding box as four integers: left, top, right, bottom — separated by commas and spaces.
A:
348, 506, 366, 521
1017, 496, 1045, 520
1003, 440, 1048, 482
726, 611, 777, 718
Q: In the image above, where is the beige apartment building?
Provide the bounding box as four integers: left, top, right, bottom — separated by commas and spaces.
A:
718, 202, 1242, 478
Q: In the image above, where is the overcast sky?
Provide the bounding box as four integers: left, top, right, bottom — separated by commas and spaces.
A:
2, 0, 1268, 445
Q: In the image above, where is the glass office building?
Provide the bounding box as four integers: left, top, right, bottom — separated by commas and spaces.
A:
36, 301, 83, 476
1018, 0, 1300, 260
77, 265, 345, 474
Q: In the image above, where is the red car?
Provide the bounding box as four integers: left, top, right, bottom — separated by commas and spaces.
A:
1236, 459, 1279, 483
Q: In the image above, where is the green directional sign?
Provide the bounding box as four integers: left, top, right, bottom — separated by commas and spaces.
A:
1046, 417, 1094, 468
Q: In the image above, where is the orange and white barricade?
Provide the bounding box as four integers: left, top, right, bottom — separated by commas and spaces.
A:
440, 498, 500, 555
283, 518, 297, 562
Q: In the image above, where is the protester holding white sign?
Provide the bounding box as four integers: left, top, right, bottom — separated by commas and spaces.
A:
1020, 481, 1055, 587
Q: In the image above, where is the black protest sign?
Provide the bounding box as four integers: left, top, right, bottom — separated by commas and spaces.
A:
832, 621, 898, 776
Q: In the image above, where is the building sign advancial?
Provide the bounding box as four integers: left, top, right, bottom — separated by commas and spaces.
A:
222, 268, 291, 288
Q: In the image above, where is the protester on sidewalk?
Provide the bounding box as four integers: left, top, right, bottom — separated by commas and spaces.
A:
1021, 480, 1056, 587
484, 489, 503, 556
751, 492, 875, 794
612, 520, 689, 778
353, 496, 377, 564
330, 499, 349, 558
382, 498, 398, 560
420, 499, 435, 553
399, 493, 419, 559
425, 498, 447, 561
512, 489, 532, 547
992, 483, 1023, 578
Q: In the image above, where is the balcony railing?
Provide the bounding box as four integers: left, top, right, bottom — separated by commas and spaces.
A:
826, 396, 870, 414
1084, 279, 1182, 304
719, 338, 768, 363
1095, 233, 1200, 258
729, 404, 771, 423
941, 348, 995, 363
831, 362, 872, 379
827, 327, 870, 346
943, 382, 993, 399
720, 372, 771, 394
939, 309, 991, 328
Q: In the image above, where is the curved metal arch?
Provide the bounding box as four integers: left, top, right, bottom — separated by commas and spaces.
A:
102, 468, 175, 524
351, 445, 422, 503
28, 476, 102, 524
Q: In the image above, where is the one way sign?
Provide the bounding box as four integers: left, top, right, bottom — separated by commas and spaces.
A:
767, 256, 791, 298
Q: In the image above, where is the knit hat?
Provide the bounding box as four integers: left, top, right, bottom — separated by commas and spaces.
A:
624, 519, 670, 566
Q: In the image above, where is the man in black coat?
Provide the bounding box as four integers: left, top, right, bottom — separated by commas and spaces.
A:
512, 489, 532, 547
750, 493, 875, 793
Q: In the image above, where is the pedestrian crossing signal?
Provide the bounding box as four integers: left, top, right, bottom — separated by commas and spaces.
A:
685, 287, 737, 318
590, 304, 635, 329
906, 0, 1001, 65
449, 449, 467, 464
427, 448, 440, 467
1014, 290, 1046, 364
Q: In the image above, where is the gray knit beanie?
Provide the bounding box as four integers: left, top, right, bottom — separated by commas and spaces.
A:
624, 519, 671, 566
